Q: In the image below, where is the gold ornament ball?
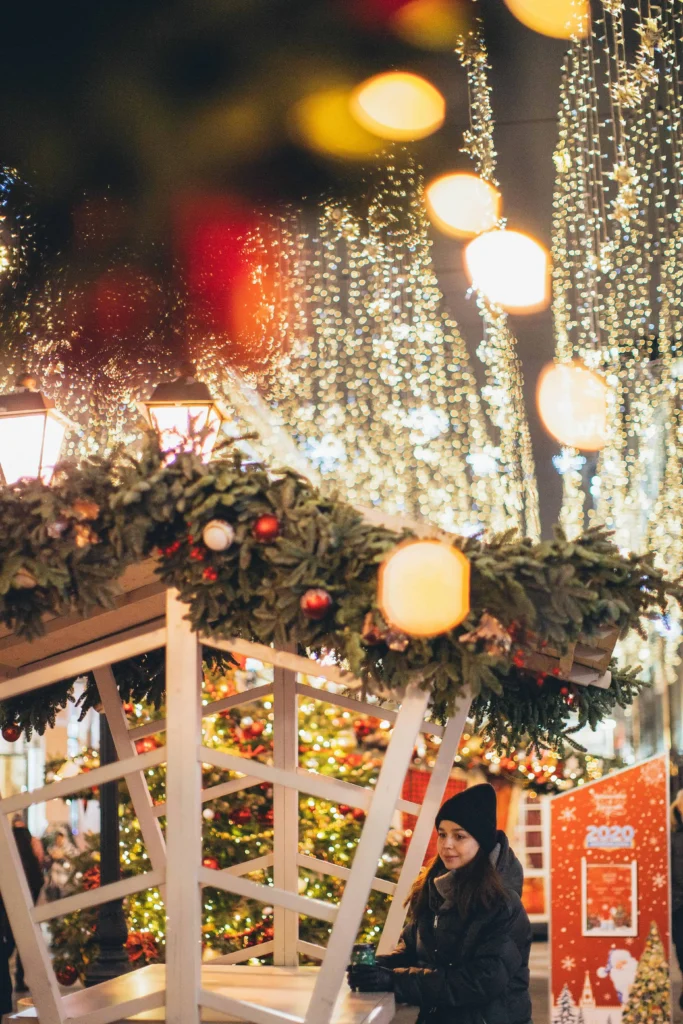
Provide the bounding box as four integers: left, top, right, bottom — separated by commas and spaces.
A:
536, 361, 608, 451
202, 519, 235, 551
378, 540, 470, 638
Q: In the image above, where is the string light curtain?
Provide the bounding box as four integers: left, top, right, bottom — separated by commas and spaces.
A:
550, 0, 683, 688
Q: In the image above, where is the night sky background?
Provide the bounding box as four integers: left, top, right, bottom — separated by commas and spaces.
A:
0, 0, 571, 534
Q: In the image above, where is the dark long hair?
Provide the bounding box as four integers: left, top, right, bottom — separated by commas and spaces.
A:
406, 848, 506, 921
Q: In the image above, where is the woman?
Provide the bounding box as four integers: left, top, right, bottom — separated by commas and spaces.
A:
348, 784, 533, 1024
671, 790, 683, 1009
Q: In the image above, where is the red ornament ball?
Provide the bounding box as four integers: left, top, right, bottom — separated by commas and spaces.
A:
2, 723, 21, 743
202, 856, 220, 871
56, 964, 78, 987
260, 807, 274, 825
231, 807, 253, 824
135, 736, 158, 754
300, 588, 333, 621
560, 686, 569, 696
337, 804, 352, 816
247, 721, 265, 737
252, 514, 281, 543
352, 808, 366, 822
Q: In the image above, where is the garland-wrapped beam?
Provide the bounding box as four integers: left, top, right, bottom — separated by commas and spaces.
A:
0, 435, 679, 749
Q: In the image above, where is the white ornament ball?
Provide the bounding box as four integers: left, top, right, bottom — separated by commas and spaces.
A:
202, 519, 235, 552
202, 808, 216, 821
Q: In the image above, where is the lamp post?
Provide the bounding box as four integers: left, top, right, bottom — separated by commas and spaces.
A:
84, 715, 132, 987
0, 374, 72, 484
138, 362, 228, 460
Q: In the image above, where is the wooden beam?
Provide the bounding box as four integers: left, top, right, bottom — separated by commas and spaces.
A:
210, 940, 276, 965
165, 590, 203, 1024
304, 682, 430, 1024
126, 682, 275, 742
296, 941, 326, 961
152, 774, 264, 818
200, 987, 305, 1024
273, 647, 299, 965
202, 635, 360, 691
68, 989, 165, 1024
377, 698, 471, 955
96, 665, 167, 890
32, 869, 165, 923
0, 746, 165, 813
295, 682, 445, 737
296, 855, 396, 896
0, 620, 166, 700
198, 867, 338, 923
0, 810, 65, 1024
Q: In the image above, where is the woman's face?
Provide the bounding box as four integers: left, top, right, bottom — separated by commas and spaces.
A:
436, 819, 480, 871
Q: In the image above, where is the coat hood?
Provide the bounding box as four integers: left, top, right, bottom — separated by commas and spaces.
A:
490, 830, 524, 896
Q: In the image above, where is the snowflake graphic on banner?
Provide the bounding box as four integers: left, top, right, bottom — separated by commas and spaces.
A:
652, 873, 667, 889
559, 806, 577, 822
562, 956, 577, 971
640, 759, 666, 788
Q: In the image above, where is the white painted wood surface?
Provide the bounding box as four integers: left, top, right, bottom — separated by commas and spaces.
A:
377, 697, 471, 955
0, 810, 65, 1024
95, 665, 167, 889
164, 590, 203, 1024
273, 652, 300, 965
303, 682, 430, 1024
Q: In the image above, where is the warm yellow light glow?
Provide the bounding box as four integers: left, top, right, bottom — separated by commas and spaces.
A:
464, 229, 550, 313
350, 72, 446, 142
537, 362, 608, 452
425, 173, 501, 238
378, 540, 470, 638
290, 87, 380, 160
0, 381, 71, 485
503, 0, 590, 39
391, 0, 471, 50
146, 404, 223, 460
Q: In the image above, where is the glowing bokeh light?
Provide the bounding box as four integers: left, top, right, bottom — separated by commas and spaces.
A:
425, 172, 501, 238
537, 361, 608, 451
0, 380, 71, 484
350, 72, 446, 141
503, 0, 590, 39
290, 87, 380, 160
378, 539, 470, 638
391, 0, 472, 50
464, 229, 550, 313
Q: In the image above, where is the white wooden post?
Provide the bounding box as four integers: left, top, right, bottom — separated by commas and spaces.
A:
94, 665, 167, 884
272, 653, 300, 965
377, 696, 471, 954
165, 590, 203, 1024
0, 810, 65, 1024
304, 682, 430, 1024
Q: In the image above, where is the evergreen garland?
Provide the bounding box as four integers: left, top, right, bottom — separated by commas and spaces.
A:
0, 435, 680, 749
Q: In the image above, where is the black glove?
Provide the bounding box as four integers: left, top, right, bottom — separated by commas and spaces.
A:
346, 963, 394, 992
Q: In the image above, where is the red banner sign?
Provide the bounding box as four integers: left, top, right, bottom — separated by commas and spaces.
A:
550, 754, 671, 1023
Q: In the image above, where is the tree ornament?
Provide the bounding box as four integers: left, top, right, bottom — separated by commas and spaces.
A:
202, 519, 235, 551
252, 514, 281, 543
459, 612, 512, 656
2, 723, 22, 742
232, 807, 253, 824
71, 498, 101, 521
300, 588, 333, 621
162, 540, 182, 558
135, 736, 158, 754
47, 517, 70, 539
12, 568, 37, 589
73, 523, 99, 548
260, 807, 274, 825
202, 808, 216, 821
352, 808, 366, 822
56, 964, 78, 987
202, 856, 220, 871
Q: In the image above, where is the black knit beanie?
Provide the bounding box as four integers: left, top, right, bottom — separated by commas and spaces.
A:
435, 783, 498, 854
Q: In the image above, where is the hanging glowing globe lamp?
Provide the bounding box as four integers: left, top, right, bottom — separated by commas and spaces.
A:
0, 374, 72, 485
138, 363, 228, 460
425, 173, 501, 239
290, 86, 380, 160
464, 229, 550, 313
350, 71, 446, 142
536, 361, 608, 451
378, 539, 470, 638
503, 0, 590, 39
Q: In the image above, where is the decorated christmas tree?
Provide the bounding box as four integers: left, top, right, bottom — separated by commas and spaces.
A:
621, 922, 670, 1024
47, 652, 405, 982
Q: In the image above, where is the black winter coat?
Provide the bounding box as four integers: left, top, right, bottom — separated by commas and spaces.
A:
377, 831, 533, 1024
